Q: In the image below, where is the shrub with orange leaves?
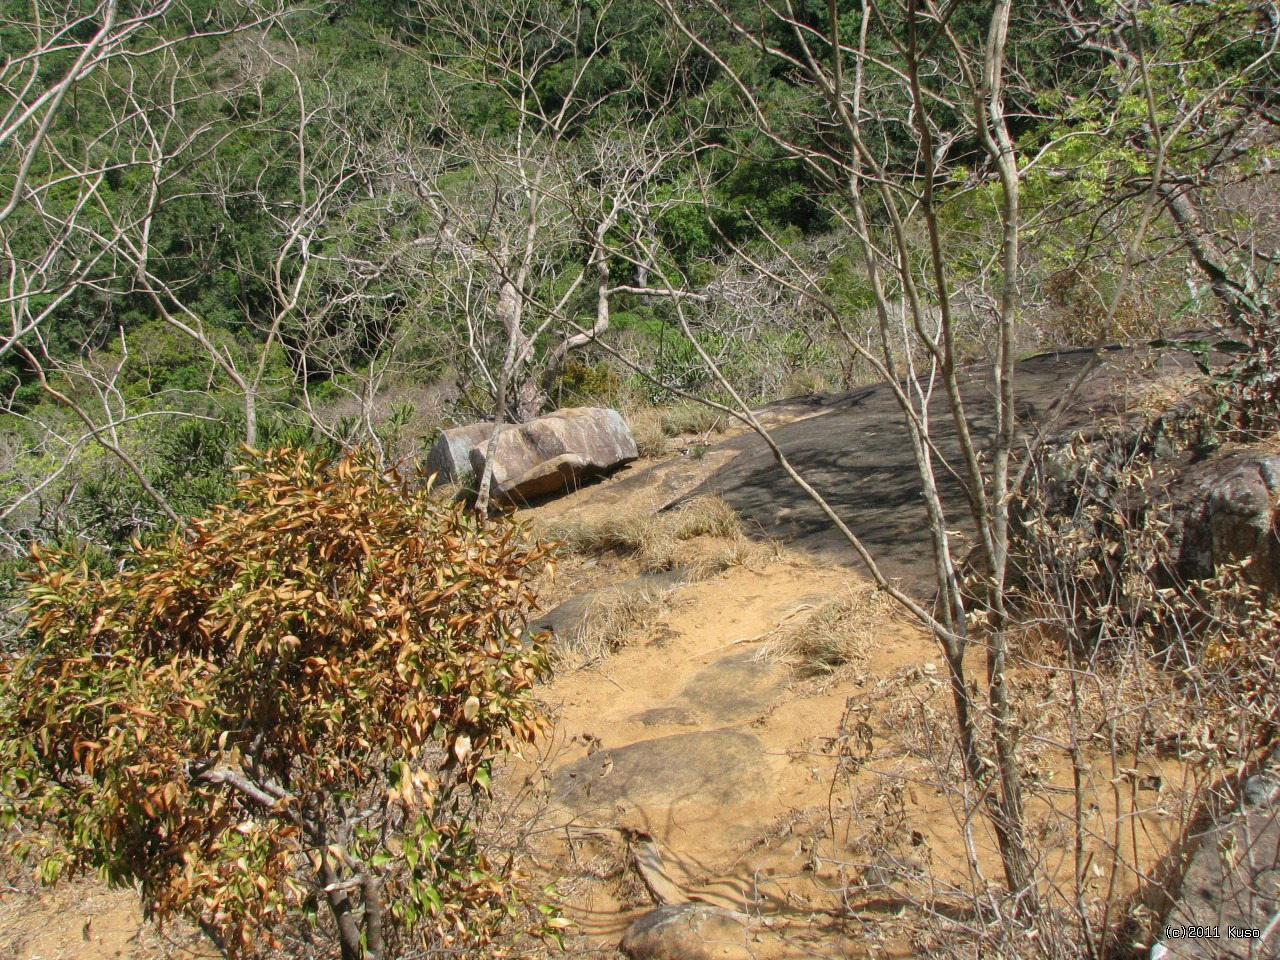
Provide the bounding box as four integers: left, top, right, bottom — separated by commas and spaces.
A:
0, 447, 554, 959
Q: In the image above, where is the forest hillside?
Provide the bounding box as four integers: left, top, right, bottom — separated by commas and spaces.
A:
1, 2, 1278, 959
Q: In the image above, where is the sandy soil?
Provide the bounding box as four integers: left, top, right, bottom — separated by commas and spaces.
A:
0, 881, 208, 960
508, 550, 940, 958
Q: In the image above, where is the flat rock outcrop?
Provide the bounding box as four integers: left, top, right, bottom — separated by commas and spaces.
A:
691, 345, 1196, 591
688, 340, 1279, 596
426, 406, 637, 504
553, 729, 765, 812
620, 903, 754, 960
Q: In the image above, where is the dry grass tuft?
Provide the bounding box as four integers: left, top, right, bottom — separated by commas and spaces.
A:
543, 495, 750, 573
622, 402, 728, 460
537, 497, 776, 663
623, 405, 670, 459
691, 532, 778, 577
656, 402, 728, 438
554, 583, 672, 667
756, 583, 896, 675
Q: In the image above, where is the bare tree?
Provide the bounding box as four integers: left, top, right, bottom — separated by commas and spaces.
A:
0, 2, 278, 358
114, 32, 390, 452
399, 0, 705, 512
652, 0, 1056, 916
0, 0, 185, 360
0, 2, 282, 549
605, 1, 1280, 954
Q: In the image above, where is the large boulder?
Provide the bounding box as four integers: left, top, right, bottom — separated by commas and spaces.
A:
426, 406, 638, 505
1165, 451, 1280, 593
1029, 418, 1280, 597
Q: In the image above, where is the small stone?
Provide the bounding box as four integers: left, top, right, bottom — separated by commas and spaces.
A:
1243, 774, 1280, 808
620, 903, 753, 960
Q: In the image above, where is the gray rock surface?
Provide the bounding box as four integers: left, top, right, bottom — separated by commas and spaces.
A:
683, 341, 1277, 597
1154, 803, 1280, 959
525, 569, 688, 645
553, 730, 765, 812
426, 406, 638, 504
691, 345, 1199, 592
631, 706, 702, 727
1244, 775, 1280, 810
1167, 451, 1280, 594
619, 903, 754, 960
676, 653, 784, 723
1155, 748, 1280, 959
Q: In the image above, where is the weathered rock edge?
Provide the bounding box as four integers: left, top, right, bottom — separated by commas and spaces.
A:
620, 903, 755, 960
426, 407, 638, 505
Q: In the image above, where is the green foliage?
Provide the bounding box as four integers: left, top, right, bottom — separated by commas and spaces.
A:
551, 359, 620, 406
823, 254, 877, 316
154, 414, 333, 523
0, 447, 555, 957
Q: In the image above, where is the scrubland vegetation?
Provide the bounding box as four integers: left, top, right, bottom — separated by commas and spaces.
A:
1, 0, 1278, 958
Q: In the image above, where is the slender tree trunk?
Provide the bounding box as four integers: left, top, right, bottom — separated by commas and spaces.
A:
244, 390, 258, 450
476, 276, 523, 517
361, 875, 383, 960
316, 853, 364, 960
1160, 183, 1265, 324
540, 217, 615, 404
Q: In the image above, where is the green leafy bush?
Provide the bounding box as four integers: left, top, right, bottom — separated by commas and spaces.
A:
0, 447, 554, 958
550, 360, 620, 407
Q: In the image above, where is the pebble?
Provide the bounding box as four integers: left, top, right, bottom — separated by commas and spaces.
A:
1243, 774, 1280, 808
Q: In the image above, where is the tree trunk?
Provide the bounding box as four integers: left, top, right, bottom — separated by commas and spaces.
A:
316, 853, 364, 960
1160, 183, 1263, 324
244, 390, 258, 451
476, 276, 525, 517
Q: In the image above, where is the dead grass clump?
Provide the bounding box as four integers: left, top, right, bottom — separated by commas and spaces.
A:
555, 584, 672, 666
781, 368, 830, 397
623, 406, 670, 459
544, 495, 745, 572
756, 583, 895, 675
658, 402, 727, 438
622, 403, 728, 460
635, 496, 742, 571
691, 533, 777, 578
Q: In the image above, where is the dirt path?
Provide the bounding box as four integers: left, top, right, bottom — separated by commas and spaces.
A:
513, 416, 954, 956
515, 554, 939, 957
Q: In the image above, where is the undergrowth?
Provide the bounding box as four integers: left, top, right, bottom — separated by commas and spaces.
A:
623, 403, 728, 459
543, 495, 760, 574
550, 582, 675, 667
537, 496, 776, 665
755, 583, 897, 678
